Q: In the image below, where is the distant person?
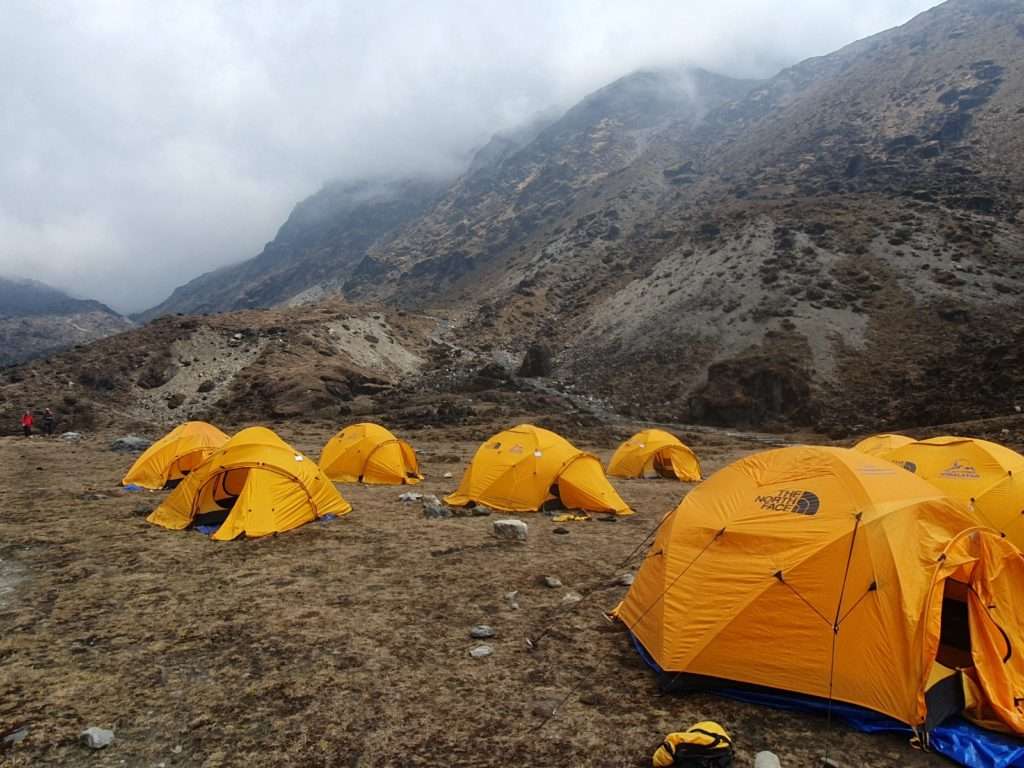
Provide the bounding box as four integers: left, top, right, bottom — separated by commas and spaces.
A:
20, 409, 33, 438
42, 408, 55, 437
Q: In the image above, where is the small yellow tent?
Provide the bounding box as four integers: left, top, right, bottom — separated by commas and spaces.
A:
445, 424, 631, 515
147, 426, 351, 540
121, 421, 229, 489
615, 445, 1024, 734
851, 433, 914, 458
319, 423, 422, 485
885, 436, 1024, 551
608, 429, 701, 481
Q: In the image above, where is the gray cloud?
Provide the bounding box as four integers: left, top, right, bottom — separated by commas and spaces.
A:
0, 0, 940, 313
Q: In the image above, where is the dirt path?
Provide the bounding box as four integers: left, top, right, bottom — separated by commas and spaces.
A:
0, 427, 945, 767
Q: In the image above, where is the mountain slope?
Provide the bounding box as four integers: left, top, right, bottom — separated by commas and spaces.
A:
138, 177, 447, 320
0, 277, 133, 366
140, 0, 1024, 433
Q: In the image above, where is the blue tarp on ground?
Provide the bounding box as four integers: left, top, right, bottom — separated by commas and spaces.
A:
629, 633, 1024, 768
194, 513, 339, 537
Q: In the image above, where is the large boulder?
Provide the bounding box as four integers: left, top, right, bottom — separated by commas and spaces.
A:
110, 435, 152, 453
518, 343, 553, 378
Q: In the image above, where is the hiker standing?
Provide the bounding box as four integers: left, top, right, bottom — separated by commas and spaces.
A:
42, 408, 55, 437
20, 409, 33, 438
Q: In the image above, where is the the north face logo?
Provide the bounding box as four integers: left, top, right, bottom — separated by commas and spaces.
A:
939, 460, 981, 480
755, 490, 821, 515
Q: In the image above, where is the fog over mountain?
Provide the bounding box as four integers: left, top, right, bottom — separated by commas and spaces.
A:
1, 0, 939, 312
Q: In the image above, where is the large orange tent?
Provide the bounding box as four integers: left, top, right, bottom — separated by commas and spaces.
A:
851, 433, 914, 458
319, 423, 422, 485
608, 429, 702, 482
147, 427, 350, 540
445, 424, 631, 515
614, 445, 1024, 735
884, 436, 1024, 549
121, 421, 228, 489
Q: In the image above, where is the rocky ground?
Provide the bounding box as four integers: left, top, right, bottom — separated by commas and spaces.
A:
0, 418, 958, 767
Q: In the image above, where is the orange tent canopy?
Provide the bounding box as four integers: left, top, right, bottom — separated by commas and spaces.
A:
445, 424, 630, 515
851, 433, 914, 458
148, 426, 351, 540
615, 445, 1024, 734
121, 421, 228, 489
608, 429, 702, 482
319, 422, 422, 485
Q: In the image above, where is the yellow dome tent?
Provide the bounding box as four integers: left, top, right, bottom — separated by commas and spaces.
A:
147, 427, 351, 540
121, 421, 228, 489
884, 436, 1024, 551
851, 433, 914, 458
608, 428, 702, 481
319, 422, 422, 485
614, 445, 1024, 735
445, 424, 631, 515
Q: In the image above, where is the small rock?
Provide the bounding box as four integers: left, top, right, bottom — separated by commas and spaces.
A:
552, 527, 570, 535
1, 725, 29, 746
493, 518, 528, 541
232, 332, 243, 340
532, 699, 560, 718
398, 492, 423, 502
561, 591, 583, 606
543, 576, 563, 589
172, 745, 183, 754
470, 624, 496, 639
443, 471, 453, 478
110, 436, 151, 453
469, 644, 493, 658
470, 506, 492, 517
755, 752, 782, 768
616, 572, 635, 587
504, 591, 520, 610
59, 432, 82, 442
80, 727, 114, 749
422, 496, 452, 519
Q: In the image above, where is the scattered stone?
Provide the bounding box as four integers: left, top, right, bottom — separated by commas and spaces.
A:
443, 471, 453, 479
518, 342, 553, 378
398, 492, 423, 502
616, 572, 635, 587
470, 505, 492, 517
543, 576, 563, 589
422, 496, 452, 519
493, 518, 528, 541
79, 727, 114, 749
1, 725, 29, 747
59, 432, 82, 442
561, 591, 583, 606
470, 624, 496, 639
532, 699, 560, 718
755, 752, 782, 768
552, 527, 570, 535
504, 591, 520, 610
132, 504, 153, 518
110, 436, 151, 453
579, 692, 605, 707
469, 644, 493, 658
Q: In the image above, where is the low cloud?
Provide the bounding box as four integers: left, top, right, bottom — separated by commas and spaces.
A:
0, 0, 939, 312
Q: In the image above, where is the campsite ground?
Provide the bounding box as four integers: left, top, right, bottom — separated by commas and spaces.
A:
0, 421, 945, 767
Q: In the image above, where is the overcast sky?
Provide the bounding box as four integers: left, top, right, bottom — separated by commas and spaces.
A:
1, 0, 941, 313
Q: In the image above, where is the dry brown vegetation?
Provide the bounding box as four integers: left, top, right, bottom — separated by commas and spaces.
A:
0, 420, 947, 767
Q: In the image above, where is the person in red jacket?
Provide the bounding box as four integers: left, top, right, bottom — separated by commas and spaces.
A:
21, 409, 33, 437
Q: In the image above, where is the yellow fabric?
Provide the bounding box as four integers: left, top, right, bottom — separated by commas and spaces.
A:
652, 721, 732, 767
445, 424, 631, 515
551, 513, 590, 523
614, 445, 1024, 733
885, 436, 1024, 550
147, 426, 351, 540
852, 433, 914, 458
319, 422, 422, 485
121, 421, 228, 489
608, 429, 702, 482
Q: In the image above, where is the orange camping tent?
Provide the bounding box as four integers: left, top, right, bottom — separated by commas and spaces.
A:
445, 424, 630, 515
147, 426, 351, 540
121, 421, 228, 489
615, 445, 1024, 735
319, 422, 422, 485
608, 429, 702, 482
